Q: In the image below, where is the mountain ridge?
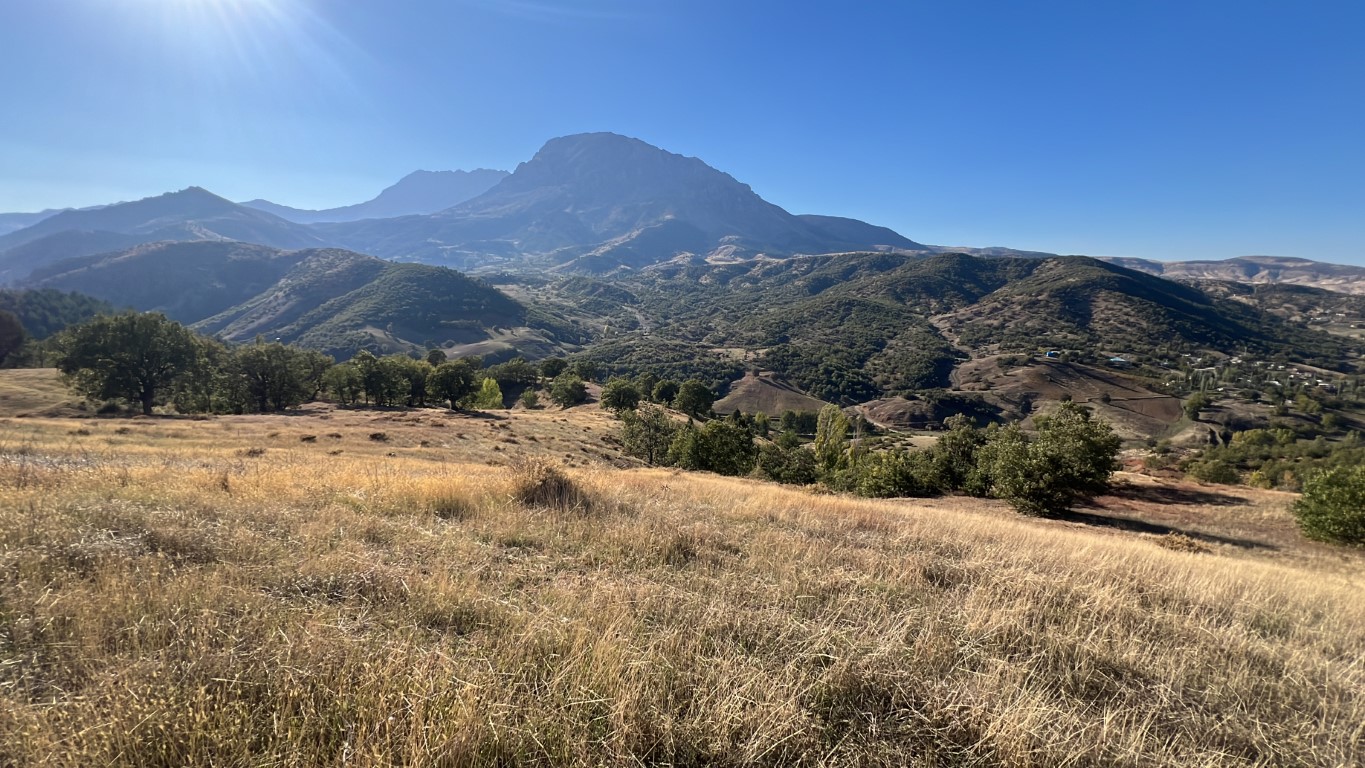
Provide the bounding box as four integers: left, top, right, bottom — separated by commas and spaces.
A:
241, 169, 509, 224
320, 132, 926, 272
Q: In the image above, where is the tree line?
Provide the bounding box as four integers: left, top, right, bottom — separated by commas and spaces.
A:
51, 312, 612, 416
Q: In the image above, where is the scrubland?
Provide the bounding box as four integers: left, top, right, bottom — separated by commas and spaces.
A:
1, 401, 1363, 766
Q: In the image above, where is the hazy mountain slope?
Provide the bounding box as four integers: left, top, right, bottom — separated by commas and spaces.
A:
0, 210, 64, 236
0, 188, 327, 276
241, 169, 509, 223
22, 239, 576, 360
27, 241, 311, 324
1104, 255, 1365, 294
0, 230, 146, 283
0, 288, 114, 338
321, 133, 924, 271
284, 263, 528, 357
192, 249, 390, 340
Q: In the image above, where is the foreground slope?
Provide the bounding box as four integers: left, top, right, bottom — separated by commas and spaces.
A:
0, 403, 1361, 767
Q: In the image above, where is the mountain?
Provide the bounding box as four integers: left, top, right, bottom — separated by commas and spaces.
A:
1102, 255, 1365, 295
0, 188, 327, 282
0, 210, 65, 236
240, 169, 509, 224
533, 251, 1362, 406
25, 240, 583, 360
321, 132, 925, 272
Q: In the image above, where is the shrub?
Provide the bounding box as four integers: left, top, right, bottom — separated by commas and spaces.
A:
509, 458, 592, 514
854, 450, 940, 498
1293, 466, 1365, 545
754, 443, 819, 485
1187, 459, 1240, 485
549, 375, 588, 408
977, 403, 1121, 516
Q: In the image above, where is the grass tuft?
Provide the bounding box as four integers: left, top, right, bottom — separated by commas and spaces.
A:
508, 457, 594, 514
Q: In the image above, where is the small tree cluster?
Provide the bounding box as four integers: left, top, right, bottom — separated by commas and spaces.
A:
56, 313, 336, 415
617, 404, 758, 477
794, 402, 1122, 516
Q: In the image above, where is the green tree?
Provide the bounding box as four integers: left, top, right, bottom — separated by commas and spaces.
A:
697, 420, 757, 476
600, 377, 642, 412
540, 358, 568, 379
674, 379, 714, 418
391, 357, 433, 407
1184, 392, 1210, 421
930, 414, 989, 491
56, 312, 201, 415
568, 359, 599, 383
472, 377, 505, 409
324, 363, 364, 405
754, 443, 818, 485
428, 359, 478, 409
354, 351, 394, 405
978, 403, 1121, 516
233, 342, 332, 412
813, 404, 850, 472
652, 379, 680, 405
620, 405, 678, 465
172, 336, 233, 414
519, 388, 540, 409
486, 357, 539, 393
0, 310, 26, 367
426, 348, 448, 366
549, 374, 588, 408
1293, 466, 1365, 545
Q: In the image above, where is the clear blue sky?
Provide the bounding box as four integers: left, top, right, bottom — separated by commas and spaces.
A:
2, 0, 1362, 263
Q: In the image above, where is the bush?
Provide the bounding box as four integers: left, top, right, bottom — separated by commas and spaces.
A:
509, 458, 592, 514
1293, 466, 1365, 545
666, 421, 756, 476
549, 375, 588, 408
754, 443, 819, 485
977, 403, 1121, 516
1186, 459, 1240, 485
854, 450, 940, 498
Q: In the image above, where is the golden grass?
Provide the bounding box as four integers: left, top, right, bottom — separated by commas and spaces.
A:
1, 410, 1363, 766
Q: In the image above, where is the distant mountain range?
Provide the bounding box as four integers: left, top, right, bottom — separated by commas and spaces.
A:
240, 169, 508, 224
0, 188, 325, 282
317, 132, 924, 272
0, 210, 67, 236
1101, 255, 1365, 295
2, 132, 1361, 290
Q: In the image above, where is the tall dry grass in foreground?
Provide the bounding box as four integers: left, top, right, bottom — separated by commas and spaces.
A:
1, 430, 1363, 766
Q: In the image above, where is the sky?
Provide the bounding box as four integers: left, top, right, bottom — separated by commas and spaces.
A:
1, 0, 1362, 263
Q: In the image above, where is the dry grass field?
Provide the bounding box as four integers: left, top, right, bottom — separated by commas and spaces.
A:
2, 370, 1364, 766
